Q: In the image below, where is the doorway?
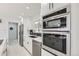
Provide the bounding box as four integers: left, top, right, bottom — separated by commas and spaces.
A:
8, 22, 18, 45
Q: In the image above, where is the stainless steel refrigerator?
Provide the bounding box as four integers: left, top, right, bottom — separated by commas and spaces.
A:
19, 24, 24, 46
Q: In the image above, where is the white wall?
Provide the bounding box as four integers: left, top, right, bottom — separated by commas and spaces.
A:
0, 17, 8, 40
8, 17, 21, 42
71, 3, 79, 56
23, 18, 33, 42
23, 18, 33, 36
0, 3, 41, 41
0, 16, 20, 42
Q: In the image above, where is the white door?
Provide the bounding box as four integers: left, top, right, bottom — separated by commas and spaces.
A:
8, 23, 18, 45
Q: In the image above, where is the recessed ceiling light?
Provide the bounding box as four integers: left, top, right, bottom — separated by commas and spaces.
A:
26, 6, 30, 10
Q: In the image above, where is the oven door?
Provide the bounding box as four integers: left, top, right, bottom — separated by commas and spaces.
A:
42, 32, 71, 56
43, 13, 70, 31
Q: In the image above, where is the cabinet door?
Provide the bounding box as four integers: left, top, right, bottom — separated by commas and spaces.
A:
27, 37, 32, 54
41, 4, 50, 16
1, 40, 7, 56
41, 49, 54, 56
53, 3, 68, 10
23, 36, 32, 54
41, 3, 69, 16
23, 36, 28, 49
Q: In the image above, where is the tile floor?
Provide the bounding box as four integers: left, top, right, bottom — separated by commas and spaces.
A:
6, 44, 31, 56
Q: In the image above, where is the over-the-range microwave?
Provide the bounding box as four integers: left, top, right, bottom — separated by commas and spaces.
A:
43, 5, 71, 31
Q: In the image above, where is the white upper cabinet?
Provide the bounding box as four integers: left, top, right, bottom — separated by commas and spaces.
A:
41, 3, 68, 16
53, 3, 68, 10
41, 3, 50, 16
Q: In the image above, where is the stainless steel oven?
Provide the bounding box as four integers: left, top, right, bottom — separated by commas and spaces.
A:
43, 5, 71, 31
42, 32, 71, 56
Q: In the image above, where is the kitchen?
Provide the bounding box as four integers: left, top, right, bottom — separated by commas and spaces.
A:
0, 3, 79, 56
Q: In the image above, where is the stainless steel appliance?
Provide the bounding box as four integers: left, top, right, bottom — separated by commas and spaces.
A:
42, 5, 71, 56
43, 32, 70, 56
32, 40, 42, 56
19, 24, 24, 46
43, 5, 71, 31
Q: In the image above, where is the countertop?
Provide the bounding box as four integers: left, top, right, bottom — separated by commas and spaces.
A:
29, 35, 42, 43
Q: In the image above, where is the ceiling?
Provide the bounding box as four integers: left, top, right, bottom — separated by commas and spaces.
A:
0, 3, 41, 19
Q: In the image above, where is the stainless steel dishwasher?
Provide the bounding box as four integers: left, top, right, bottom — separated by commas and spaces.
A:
32, 40, 42, 56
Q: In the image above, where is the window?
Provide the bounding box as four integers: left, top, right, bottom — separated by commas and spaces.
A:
10, 27, 13, 30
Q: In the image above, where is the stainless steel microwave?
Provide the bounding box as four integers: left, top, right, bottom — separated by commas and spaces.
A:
42, 32, 71, 56
43, 5, 71, 31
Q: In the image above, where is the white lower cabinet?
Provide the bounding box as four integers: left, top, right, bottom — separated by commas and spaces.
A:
24, 36, 32, 55
27, 37, 32, 54
0, 39, 7, 56
2, 41, 7, 56
41, 49, 54, 56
